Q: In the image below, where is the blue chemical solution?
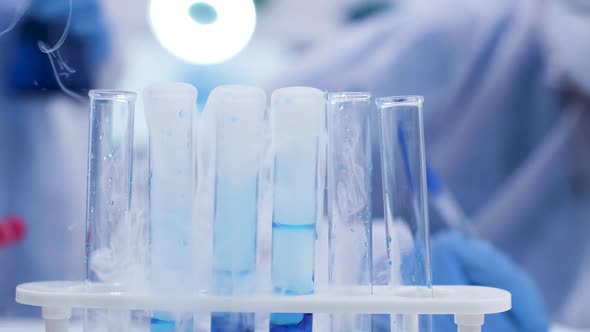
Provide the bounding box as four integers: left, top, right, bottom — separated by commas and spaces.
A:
150, 209, 194, 332
210, 269, 255, 332
151, 314, 193, 332
151, 317, 174, 331
269, 97, 321, 332
270, 313, 313, 332
211, 177, 258, 332
270, 222, 315, 332
211, 312, 255, 332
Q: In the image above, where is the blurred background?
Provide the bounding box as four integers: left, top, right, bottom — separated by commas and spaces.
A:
0, 0, 588, 331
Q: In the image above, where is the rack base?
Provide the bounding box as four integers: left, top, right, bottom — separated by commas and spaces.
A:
16, 281, 511, 332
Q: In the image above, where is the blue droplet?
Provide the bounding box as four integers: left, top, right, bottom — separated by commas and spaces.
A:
368, 162, 373, 171
284, 97, 293, 104
387, 259, 393, 266
387, 235, 392, 243
178, 110, 186, 119
230, 116, 238, 123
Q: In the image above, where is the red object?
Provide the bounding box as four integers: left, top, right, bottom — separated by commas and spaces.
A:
0, 215, 27, 248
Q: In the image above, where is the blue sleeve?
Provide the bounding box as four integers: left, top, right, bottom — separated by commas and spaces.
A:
431, 231, 550, 332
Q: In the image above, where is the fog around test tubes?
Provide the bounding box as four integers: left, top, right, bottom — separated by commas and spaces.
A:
85, 91, 142, 332
86, 92, 139, 286
197, 85, 270, 295
269, 87, 325, 291
0, 0, 31, 36
326, 93, 373, 332
143, 83, 198, 295
270, 87, 326, 226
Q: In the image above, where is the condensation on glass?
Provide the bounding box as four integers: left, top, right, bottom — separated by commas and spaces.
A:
326, 92, 373, 332
376, 96, 432, 332
85, 90, 138, 331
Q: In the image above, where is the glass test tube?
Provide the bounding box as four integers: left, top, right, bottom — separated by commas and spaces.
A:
207, 85, 267, 332
143, 83, 198, 332
376, 96, 432, 332
85, 90, 136, 332
269, 87, 325, 332
326, 92, 373, 332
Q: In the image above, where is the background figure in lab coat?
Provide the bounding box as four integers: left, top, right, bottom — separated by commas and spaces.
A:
0, 0, 109, 316
265, 0, 589, 330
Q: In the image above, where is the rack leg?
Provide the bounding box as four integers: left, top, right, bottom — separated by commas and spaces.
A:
454, 314, 484, 332
42, 307, 71, 332
402, 314, 419, 332
45, 319, 69, 332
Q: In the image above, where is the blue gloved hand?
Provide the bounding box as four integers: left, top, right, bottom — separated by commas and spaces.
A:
372, 230, 549, 331
430, 231, 549, 332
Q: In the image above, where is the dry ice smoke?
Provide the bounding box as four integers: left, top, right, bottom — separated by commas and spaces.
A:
36, 0, 86, 102
0, 0, 85, 102
0, 0, 31, 37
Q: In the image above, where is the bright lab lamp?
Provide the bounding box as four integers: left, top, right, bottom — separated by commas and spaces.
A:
148, 0, 257, 65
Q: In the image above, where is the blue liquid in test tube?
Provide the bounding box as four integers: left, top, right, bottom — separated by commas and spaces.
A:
205, 85, 267, 332
269, 87, 326, 332
143, 83, 198, 332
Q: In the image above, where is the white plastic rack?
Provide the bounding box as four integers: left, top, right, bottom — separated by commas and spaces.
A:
16, 281, 511, 332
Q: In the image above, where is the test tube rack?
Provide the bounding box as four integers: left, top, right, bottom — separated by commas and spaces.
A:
16, 281, 510, 332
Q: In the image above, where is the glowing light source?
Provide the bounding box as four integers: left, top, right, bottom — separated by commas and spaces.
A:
149, 0, 256, 65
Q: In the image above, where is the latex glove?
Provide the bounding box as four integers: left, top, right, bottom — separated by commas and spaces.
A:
372, 231, 549, 331
430, 231, 549, 332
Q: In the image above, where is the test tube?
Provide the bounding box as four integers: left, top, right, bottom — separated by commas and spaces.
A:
85, 90, 136, 332
269, 87, 325, 332
143, 83, 198, 331
326, 92, 373, 332
206, 85, 267, 332
376, 96, 432, 332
